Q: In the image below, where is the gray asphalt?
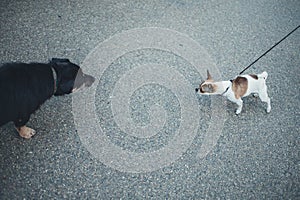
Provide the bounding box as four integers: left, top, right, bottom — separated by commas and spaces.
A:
0, 0, 299, 199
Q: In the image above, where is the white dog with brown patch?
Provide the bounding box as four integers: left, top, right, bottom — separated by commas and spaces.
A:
196, 70, 271, 114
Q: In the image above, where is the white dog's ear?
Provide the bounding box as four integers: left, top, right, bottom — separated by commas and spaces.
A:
207, 70, 213, 81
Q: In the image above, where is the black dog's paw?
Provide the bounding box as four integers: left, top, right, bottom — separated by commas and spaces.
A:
16, 126, 36, 139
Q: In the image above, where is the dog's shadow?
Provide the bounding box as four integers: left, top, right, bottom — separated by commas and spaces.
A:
225, 95, 269, 115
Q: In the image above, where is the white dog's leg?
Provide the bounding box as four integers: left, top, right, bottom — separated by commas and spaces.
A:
234, 98, 243, 115
259, 87, 271, 113
266, 97, 271, 113
259, 94, 271, 113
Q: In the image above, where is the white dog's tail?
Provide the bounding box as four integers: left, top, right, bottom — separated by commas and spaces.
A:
258, 71, 268, 80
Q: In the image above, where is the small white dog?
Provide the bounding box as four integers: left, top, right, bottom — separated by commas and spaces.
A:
196, 70, 271, 114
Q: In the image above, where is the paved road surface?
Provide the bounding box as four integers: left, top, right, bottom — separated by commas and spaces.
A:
0, 0, 299, 199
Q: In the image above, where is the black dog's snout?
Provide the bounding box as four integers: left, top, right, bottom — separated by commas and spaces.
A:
86, 75, 96, 87
195, 88, 199, 92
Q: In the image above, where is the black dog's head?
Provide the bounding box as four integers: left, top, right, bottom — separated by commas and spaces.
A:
50, 58, 95, 96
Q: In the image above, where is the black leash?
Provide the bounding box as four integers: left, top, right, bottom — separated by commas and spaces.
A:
239, 25, 300, 75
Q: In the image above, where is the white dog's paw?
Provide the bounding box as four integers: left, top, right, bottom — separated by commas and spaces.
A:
267, 106, 271, 113
235, 109, 242, 115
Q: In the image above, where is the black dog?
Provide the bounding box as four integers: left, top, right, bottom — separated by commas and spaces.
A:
0, 58, 95, 138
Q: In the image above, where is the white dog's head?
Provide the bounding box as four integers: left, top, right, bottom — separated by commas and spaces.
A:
195, 70, 218, 95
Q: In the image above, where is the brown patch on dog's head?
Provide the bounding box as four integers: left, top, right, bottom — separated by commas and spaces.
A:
196, 70, 217, 94
249, 74, 258, 80
199, 82, 218, 93
232, 77, 248, 99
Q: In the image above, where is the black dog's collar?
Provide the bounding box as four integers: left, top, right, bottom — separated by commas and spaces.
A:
51, 67, 58, 94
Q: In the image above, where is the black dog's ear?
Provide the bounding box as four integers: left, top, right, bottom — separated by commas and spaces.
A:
50, 58, 70, 63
